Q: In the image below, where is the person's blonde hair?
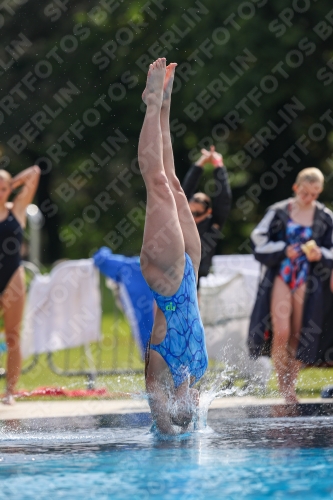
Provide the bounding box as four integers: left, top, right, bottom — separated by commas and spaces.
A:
0, 169, 11, 183
295, 167, 324, 187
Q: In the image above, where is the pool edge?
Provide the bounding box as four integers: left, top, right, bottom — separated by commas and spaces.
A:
1, 396, 333, 421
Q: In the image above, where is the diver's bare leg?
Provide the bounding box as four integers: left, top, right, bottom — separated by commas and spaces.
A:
139, 58, 185, 296
160, 64, 201, 273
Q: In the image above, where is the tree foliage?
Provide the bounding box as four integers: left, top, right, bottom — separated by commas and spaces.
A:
1, 0, 333, 261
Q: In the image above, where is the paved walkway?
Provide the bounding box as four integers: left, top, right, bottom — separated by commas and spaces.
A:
0, 396, 330, 421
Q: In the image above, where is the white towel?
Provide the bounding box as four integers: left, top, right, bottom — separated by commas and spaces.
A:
21, 259, 101, 359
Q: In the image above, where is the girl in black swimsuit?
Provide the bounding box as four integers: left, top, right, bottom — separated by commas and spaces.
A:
0, 167, 40, 404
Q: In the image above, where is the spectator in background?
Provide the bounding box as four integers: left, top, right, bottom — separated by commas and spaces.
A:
248, 168, 333, 404
0, 166, 41, 404
182, 145, 232, 286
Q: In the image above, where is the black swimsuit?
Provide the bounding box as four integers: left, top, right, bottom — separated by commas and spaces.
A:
0, 211, 23, 294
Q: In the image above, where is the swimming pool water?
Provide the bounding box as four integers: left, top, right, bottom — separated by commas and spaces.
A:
1, 406, 333, 499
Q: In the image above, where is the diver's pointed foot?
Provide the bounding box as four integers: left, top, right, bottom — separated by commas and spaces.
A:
142, 58, 166, 106
162, 63, 177, 106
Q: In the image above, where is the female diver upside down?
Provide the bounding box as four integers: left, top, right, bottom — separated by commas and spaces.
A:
139, 58, 208, 435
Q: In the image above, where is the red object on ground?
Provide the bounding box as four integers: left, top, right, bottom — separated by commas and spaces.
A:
4, 387, 110, 399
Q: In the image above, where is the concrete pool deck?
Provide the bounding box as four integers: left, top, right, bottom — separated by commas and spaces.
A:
0, 396, 332, 420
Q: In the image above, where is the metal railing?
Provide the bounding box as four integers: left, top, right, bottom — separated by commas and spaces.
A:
46, 278, 144, 388
0, 262, 145, 386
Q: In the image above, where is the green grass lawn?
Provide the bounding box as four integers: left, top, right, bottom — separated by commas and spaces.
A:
266, 367, 333, 398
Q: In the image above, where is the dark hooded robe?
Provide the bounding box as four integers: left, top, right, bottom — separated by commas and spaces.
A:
248, 199, 333, 366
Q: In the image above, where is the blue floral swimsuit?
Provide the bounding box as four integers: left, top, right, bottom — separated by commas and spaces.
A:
279, 219, 312, 291
149, 253, 208, 388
